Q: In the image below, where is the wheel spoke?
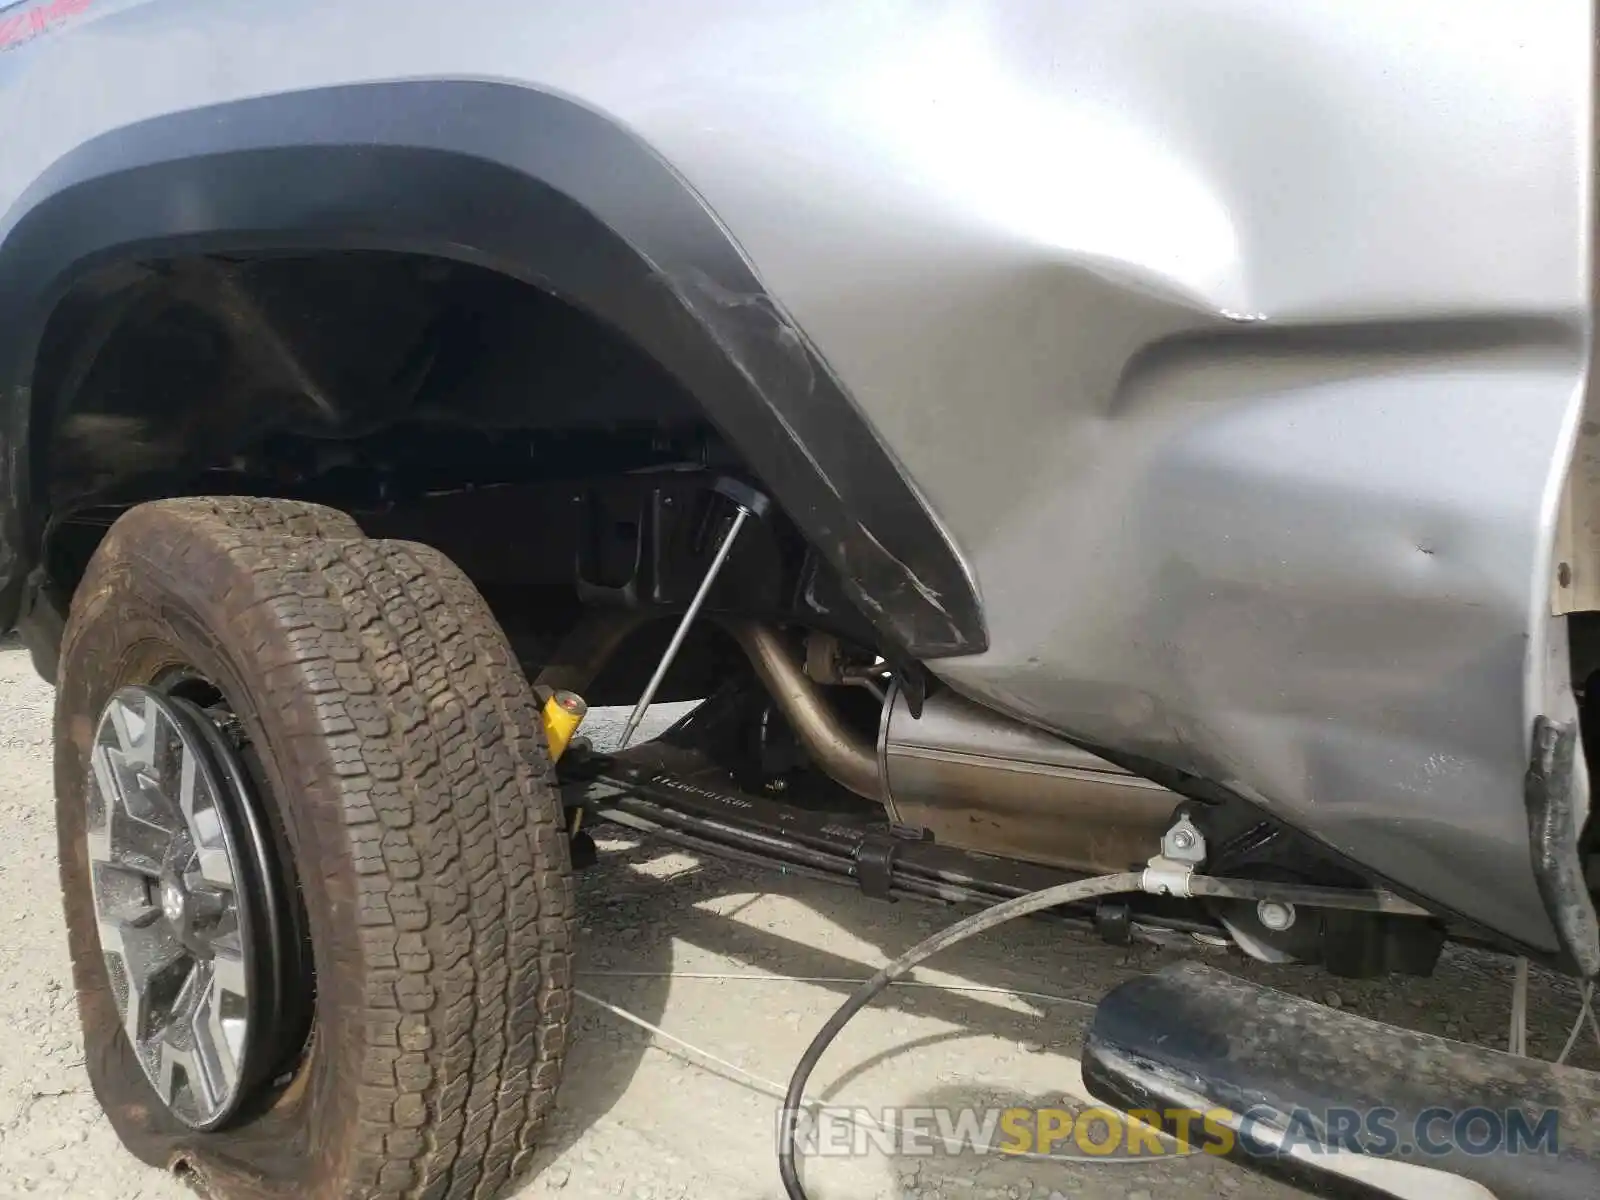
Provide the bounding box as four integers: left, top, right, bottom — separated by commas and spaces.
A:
192, 959, 243, 1101
102, 692, 146, 761
157, 1039, 219, 1117
85, 747, 120, 864
98, 901, 174, 966
193, 844, 235, 891
101, 745, 184, 837
90, 737, 181, 874
112, 811, 177, 876
113, 902, 164, 932
105, 931, 189, 1053
175, 732, 204, 828
183, 767, 235, 889
211, 937, 249, 998
121, 962, 156, 1059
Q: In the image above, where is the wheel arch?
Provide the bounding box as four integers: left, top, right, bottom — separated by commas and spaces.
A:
0, 78, 985, 660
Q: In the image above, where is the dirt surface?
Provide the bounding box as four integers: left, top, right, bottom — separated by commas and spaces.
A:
2, 633, 1595, 1199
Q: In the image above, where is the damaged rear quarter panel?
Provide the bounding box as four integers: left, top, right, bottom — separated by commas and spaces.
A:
611, 0, 1595, 947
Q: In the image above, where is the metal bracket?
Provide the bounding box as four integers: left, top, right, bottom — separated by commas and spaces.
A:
712, 476, 773, 520
1141, 854, 1195, 899
1161, 815, 1207, 865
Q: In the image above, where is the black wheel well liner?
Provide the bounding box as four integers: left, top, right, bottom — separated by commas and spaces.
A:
0, 79, 984, 659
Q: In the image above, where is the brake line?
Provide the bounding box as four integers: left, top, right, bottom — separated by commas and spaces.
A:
777, 870, 1172, 1200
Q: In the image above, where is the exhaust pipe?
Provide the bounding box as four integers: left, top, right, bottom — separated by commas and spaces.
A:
724, 623, 1180, 874
723, 621, 883, 800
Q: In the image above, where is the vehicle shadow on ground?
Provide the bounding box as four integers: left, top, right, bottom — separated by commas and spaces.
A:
522, 829, 1131, 1193
519, 824, 1595, 1198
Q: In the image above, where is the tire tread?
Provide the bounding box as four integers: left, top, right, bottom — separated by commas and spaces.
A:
59, 497, 569, 1200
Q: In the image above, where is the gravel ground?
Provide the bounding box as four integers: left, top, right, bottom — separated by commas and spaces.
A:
1, 633, 1594, 1199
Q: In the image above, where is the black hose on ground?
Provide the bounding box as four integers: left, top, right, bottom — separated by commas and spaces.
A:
777, 870, 1158, 1200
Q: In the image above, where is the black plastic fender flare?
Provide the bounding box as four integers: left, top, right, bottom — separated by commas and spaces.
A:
0, 79, 985, 660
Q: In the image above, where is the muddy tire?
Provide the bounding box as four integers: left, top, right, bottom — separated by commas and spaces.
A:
172, 494, 367, 539
55, 497, 575, 1199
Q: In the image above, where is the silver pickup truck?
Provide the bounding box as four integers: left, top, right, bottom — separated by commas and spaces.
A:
0, 2, 1596, 1197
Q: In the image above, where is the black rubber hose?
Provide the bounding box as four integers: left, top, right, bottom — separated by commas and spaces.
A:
777, 870, 1153, 1199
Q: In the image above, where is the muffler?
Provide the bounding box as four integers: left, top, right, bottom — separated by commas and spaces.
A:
879, 685, 1180, 875
726, 623, 1179, 875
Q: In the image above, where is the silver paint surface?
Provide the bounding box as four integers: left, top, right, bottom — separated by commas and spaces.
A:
0, 0, 1591, 945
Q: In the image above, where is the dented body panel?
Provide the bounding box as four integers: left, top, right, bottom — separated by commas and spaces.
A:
0, 0, 1592, 949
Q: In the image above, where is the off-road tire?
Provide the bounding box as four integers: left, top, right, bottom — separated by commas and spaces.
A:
56, 497, 575, 1199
